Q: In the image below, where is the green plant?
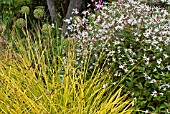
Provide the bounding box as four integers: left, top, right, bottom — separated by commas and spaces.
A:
66, 1, 170, 113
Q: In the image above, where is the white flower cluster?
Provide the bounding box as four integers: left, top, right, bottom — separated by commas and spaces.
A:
68, 1, 170, 70
159, 0, 170, 4
64, 1, 170, 105
120, 0, 170, 5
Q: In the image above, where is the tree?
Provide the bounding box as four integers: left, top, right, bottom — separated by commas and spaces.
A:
62, 0, 83, 36
46, 0, 60, 26
46, 0, 83, 37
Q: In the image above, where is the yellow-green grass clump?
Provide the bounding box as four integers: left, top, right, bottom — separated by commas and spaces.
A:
0, 19, 134, 113
0, 52, 133, 114
0, 50, 134, 114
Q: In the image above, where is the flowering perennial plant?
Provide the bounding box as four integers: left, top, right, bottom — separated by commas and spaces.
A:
63, 1, 170, 113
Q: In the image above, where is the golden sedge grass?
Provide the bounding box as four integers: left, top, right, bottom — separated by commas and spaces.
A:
0, 56, 134, 114
0, 25, 134, 114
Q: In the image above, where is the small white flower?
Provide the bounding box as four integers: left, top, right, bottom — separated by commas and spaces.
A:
161, 72, 165, 76
167, 65, 170, 71
143, 54, 149, 61
157, 58, 162, 64
144, 72, 151, 80
127, 19, 133, 24
114, 71, 120, 77
153, 68, 157, 72
87, 3, 91, 7
159, 93, 164, 96
164, 54, 169, 58
167, 109, 170, 113
163, 88, 167, 91
115, 25, 123, 30
145, 109, 149, 113
112, 82, 117, 85
124, 68, 128, 73
132, 97, 137, 106
102, 83, 108, 88
72, 8, 79, 14
51, 23, 55, 28
113, 41, 120, 45
119, 64, 126, 69
150, 79, 157, 83
161, 0, 166, 2
144, 54, 150, 64
151, 90, 157, 97
143, 32, 150, 38
135, 38, 139, 41
154, 28, 159, 32
64, 19, 71, 24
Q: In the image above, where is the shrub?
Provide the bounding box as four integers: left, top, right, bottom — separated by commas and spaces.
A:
66, 1, 170, 113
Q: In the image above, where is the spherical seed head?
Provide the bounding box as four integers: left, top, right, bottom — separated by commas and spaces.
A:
21, 6, 30, 14
16, 18, 26, 28
42, 23, 52, 35
34, 8, 44, 19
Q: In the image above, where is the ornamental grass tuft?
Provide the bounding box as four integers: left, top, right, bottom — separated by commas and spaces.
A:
0, 21, 134, 114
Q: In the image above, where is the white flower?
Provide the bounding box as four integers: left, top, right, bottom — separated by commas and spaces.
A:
119, 63, 126, 69
143, 32, 150, 38
127, 19, 133, 24
113, 41, 120, 45
135, 38, 139, 41
154, 28, 159, 32
163, 54, 169, 58
167, 109, 170, 114
72, 8, 79, 14
157, 58, 162, 64
163, 88, 167, 91
161, 72, 165, 76
64, 19, 71, 24
143, 54, 150, 64
151, 90, 157, 97
150, 79, 157, 83
145, 109, 149, 113
132, 97, 137, 106
102, 83, 108, 88
153, 68, 157, 72
114, 71, 120, 77
51, 23, 55, 28
159, 93, 164, 96
144, 72, 151, 80
115, 25, 123, 30
167, 65, 170, 71
160, 0, 166, 2
124, 68, 128, 73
